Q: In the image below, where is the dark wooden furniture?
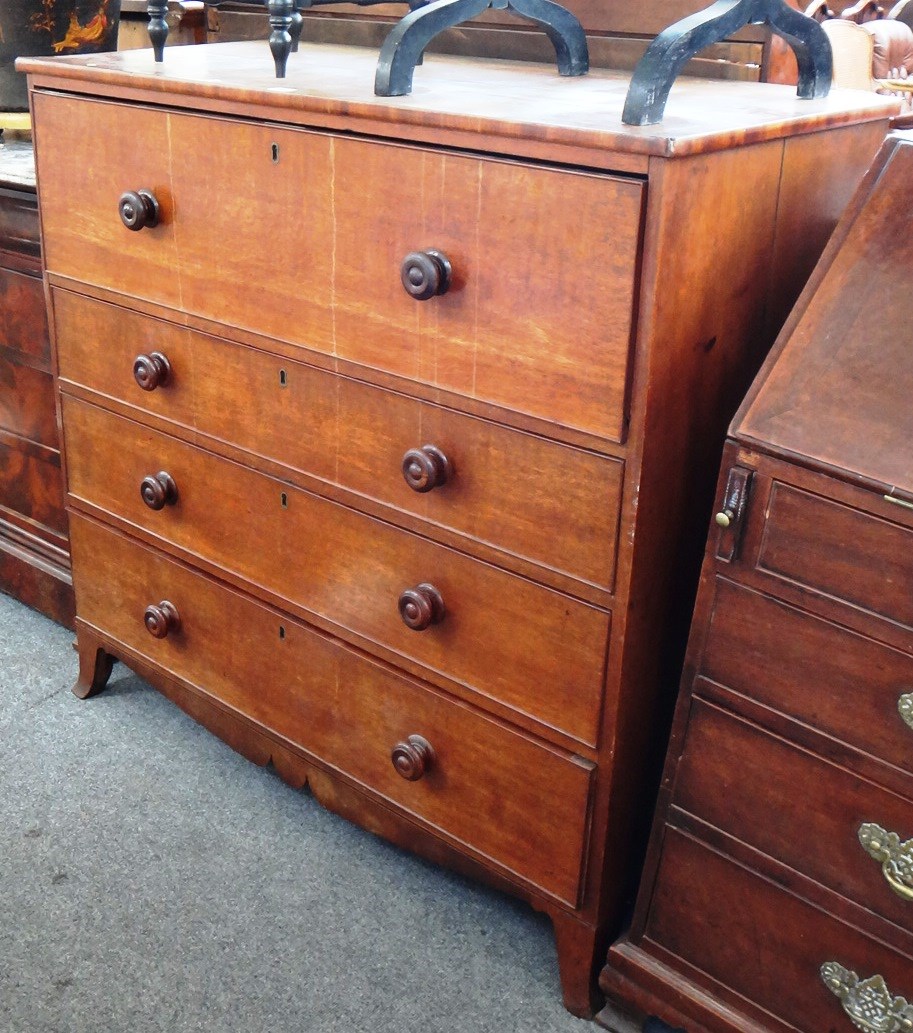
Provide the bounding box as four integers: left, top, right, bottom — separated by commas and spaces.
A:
0, 157, 73, 626
119, 0, 206, 51
599, 130, 913, 1033
205, 0, 781, 82
23, 41, 891, 1015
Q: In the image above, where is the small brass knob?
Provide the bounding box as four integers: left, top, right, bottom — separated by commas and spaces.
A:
144, 600, 181, 639
391, 735, 434, 781
119, 189, 160, 231
715, 508, 735, 528
401, 250, 452, 301
140, 471, 178, 511
398, 583, 445, 631
402, 445, 452, 493
133, 352, 171, 391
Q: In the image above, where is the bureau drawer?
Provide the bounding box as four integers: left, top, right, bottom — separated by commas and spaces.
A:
674, 699, 913, 937
36, 93, 643, 440
69, 512, 594, 907
702, 578, 913, 783
63, 398, 609, 744
53, 290, 623, 591
0, 357, 57, 447
0, 187, 40, 261
0, 267, 48, 364
757, 481, 913, 631
646, 829, 913, 1033
0, 440, 66, 535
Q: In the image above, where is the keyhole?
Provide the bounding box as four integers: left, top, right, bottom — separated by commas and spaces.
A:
278, 625, 286, 640
271, 143, 280, 163
279, 369, 288, 387
280, 492, 288, 508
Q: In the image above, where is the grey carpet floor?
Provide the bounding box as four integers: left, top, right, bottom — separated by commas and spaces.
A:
0, 592, 641, 1033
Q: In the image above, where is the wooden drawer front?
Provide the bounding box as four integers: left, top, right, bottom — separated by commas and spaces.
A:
0, 357, 57, 447
34, 94, 179, 309
646, 829, 913, 1033
0, 441, 65, 535
63, 398, 609, 744
675, 699, 913, 935
319, 134, 641, 441
758, 482, 913, 630
53, 291, 622, 590
69, 513, 594, 906
0, 187, 40, 261
703, 579, 913, 781
0, 268, 48, 364
37, 95, 643, 440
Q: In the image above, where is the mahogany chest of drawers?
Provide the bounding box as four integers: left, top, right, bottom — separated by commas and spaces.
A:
600, 131, 913, 1032
0, 170, 73, 627
22, 41, 893, 1014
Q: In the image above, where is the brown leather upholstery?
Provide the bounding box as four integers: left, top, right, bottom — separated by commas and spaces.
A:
864, 18, 913, 75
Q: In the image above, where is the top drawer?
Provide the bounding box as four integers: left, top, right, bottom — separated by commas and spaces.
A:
33, 92, 644, 441
757, 481, 913, 633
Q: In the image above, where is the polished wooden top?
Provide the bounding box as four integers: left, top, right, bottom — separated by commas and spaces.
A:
738, 131, 913, 497
19, 40, 896, 161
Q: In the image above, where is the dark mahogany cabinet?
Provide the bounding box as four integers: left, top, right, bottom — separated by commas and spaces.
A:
600, 131, 913, 1033
0, 176, 73, 626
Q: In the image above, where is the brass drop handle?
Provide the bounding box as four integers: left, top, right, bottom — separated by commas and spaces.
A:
858, 823, 913, 903
821, 961, 913, 1031
144, 600, 181, 639
402, 445, 452, 493
900, 693, 913, 732
141, 471, 178, 511
119, 189, 160, 231
391, 734, 435, 781
398, 583, 445, 631
401, 249, 452, 301
133, 352, 171, 392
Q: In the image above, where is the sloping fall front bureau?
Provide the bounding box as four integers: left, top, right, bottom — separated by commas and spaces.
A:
600, 131, 913, 1032
21, 41, 893, 1014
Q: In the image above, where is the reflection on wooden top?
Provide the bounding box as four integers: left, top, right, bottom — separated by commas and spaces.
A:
18, 40, 897, 160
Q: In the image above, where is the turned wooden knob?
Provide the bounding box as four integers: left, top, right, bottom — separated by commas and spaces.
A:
398, 583, 445, 631
391, 734, 434, 781
140, 471, 178, 511
133, 351, 171, 391
401, 249, 452, 301
119, 189, 160, 231
402, 445, 452, 493
144, 600, 181, 639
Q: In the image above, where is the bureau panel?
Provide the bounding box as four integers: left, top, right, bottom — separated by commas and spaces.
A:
62, 397, 609, 744
701, 578, 913, 784
758, 482, 913, 631
52, 290, 622, 590
674, 698, 913, 939
0, 357, 57, 447
36, 93, 643, 440
645, 829, 913, 1033
69, 512, 594, 907
0, 267, 48, 364
0, 440, 65, 535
